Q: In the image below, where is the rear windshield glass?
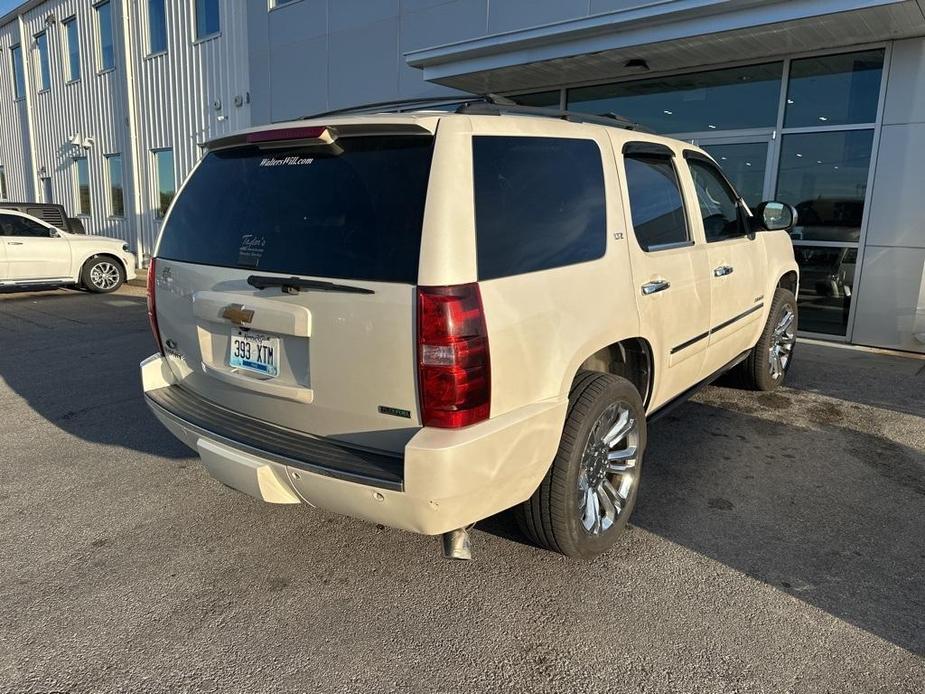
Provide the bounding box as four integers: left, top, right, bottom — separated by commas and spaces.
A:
473, 136, 606, 281
156, 136, 434, 283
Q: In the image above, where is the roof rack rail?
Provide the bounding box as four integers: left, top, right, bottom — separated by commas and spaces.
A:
455, 101, 650, 132
302, 93, 649, 133
303, 93, 513, 119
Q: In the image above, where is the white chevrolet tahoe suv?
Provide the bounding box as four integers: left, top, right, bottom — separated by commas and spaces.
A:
0, 209, 136, 292
141, 100, 799, 559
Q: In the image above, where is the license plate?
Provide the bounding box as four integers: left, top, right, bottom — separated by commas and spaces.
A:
229, 331, 279, 377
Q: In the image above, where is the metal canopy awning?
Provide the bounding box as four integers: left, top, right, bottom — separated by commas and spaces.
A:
405, 0, 925, 94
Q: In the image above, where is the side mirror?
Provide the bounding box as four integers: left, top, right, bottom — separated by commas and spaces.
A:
48, 227, 59, 238
754, 201, 796, 232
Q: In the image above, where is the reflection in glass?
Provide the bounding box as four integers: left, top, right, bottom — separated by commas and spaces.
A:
702, 142, 768, 208
794, 246, 857, 335
568, 63, 782, 134
785, 50, 884, 128
775, 130, 873, 243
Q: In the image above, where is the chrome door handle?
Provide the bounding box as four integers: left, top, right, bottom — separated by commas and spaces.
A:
6, 241, 23, 245
713, 265, 734, 277
641, 279, 670, 295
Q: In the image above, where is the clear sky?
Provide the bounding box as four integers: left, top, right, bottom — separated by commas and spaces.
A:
0, 0, 22, 16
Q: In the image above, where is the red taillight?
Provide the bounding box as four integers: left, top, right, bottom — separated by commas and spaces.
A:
246, 126, 329, 144
417, 284, 490, 428
147, 258, 163, 355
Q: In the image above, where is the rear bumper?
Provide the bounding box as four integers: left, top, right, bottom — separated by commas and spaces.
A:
141, 354, 567, 535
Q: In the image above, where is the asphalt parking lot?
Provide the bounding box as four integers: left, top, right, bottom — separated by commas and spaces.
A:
0, 286, 922, 693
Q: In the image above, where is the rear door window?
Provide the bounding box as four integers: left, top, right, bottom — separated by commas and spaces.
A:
156, 136, 434, 284
473, 136, 606, 280
623, 155, 689, 251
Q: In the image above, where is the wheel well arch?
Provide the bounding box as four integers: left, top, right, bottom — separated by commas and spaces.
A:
81, 252, 127, 275
577, 338, 654, 409
778, 270, 798, 296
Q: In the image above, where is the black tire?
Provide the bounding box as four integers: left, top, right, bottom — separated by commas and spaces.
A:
735, 288, 798, 391
515, 370, 646, 558
81, 256, 125, 294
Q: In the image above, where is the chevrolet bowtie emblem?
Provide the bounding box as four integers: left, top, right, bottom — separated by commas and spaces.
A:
221, 304, 255, 326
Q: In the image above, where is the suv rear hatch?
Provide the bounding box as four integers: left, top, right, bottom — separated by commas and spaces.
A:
151, 125, 436, 454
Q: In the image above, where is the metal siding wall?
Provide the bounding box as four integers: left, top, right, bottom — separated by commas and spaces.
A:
127, 0, 250, 260
0, 21, 34, 201
0, 0, 249, 261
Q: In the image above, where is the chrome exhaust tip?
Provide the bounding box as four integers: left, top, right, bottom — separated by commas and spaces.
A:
441, 526, 473, 560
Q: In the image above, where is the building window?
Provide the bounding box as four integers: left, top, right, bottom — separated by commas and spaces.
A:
34, 32, 51, 91
74, 157, 91, 215
63, 17, 81, 82
10, 45, 25, 100
274, 0, 300, 5
568, 62, 783, 134
153, 149, 175, 218
195, 0, 220, 40
510, 90, 561, 108
106, 154, 124, 217
701, 142, 768, 209
96, 1, 115, 71
148, 0, 167, 54
784, 49, 885, 128
0, 165, 7, 200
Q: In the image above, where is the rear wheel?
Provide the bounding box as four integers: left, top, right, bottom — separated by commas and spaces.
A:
82, 257, 125, 293
515, 371, 646, 558
736, 288, 797, 391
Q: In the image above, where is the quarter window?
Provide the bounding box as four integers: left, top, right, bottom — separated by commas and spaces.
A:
148, 0, 167, 54
34, 32, 51, 91
74, 157, 91, 215
472, 136, 607, 280
64, 18, 81, 81
107, 154, 124, 217
96, 1, 115, 70
195, 0, 220, 40
11, 45, 25, 99
623, 155, 689, 251
688, 159, 745, 242
153, 149, 175, 218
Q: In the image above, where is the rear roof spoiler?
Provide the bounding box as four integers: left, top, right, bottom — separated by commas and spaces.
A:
202, 122, 434, 151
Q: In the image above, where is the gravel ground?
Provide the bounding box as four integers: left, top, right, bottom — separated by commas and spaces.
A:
0, 287, 922, 694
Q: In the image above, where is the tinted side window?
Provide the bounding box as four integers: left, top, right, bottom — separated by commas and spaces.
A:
473, 136, 606, 280
1, 216, 48, 237
623, 155, 688, 251
688, 159, 745, 242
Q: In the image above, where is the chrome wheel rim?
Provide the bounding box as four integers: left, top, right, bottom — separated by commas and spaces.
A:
577, 402, 640, 535
769, 306, 796, 380
90, 262, 120, 290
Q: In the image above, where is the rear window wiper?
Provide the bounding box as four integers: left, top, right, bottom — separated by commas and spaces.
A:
247, 275, 375, 295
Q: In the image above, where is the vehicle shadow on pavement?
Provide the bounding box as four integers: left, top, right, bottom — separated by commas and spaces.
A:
628, 395, 924, 656
0, 291, 193, 460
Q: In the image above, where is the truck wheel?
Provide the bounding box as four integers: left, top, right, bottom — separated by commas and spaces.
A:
736, 288, 797, 391
82, 257, 125, 293
515, 371, 646, 558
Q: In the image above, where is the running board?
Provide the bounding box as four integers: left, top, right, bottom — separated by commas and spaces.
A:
646, 350, 750, 424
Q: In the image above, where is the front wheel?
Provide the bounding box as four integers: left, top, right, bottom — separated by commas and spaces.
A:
736, 288, 797, 391
82, 257, 125, 293
515, 371, 646, 558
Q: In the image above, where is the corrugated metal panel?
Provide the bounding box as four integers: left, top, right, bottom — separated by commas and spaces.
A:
0, 0, 249, 262
0, 21, 34, 202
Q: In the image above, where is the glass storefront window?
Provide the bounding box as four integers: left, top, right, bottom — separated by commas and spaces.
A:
512, 90, 561, 107
567, 62, 782, 134
702, 142, 768, 208
794, 247, 857, 335
784, 50, 884, 128
775, 130, 873, 243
